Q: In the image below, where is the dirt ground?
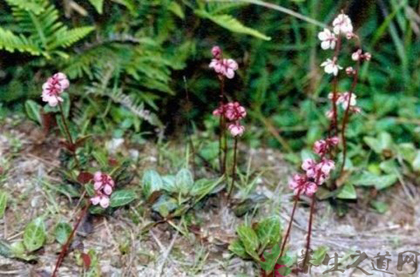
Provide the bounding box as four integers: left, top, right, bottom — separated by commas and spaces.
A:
1, 118, 419, 277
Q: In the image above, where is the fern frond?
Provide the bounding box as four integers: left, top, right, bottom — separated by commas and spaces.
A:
51, 27, 95, 49
4, 0, 46, 15
8, 1, 93, 55
0, 27, 40, 55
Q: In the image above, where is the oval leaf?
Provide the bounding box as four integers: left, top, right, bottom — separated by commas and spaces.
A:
23, 217, 46, 252
55, 222, 72, 245
110, 190, 137, 207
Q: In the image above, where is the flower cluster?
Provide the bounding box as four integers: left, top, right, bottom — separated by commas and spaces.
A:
313, 136, 339, 156
209, 46, 238, 79
351, 49, 371, 61
289, 138, 337, 196
90, 172, 115, 208
42, 72, 69, 107
213, 102, 246, 137
318, 13, 370, 119
327, 92, 360, 116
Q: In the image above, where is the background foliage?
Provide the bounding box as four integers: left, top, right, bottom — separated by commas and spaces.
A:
1, 0, 419, 197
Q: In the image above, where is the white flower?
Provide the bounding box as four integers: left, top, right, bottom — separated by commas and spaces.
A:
352, 49, 362, 61
332, 13, 353, 35
318, 28, 336, 50
337, 92, 357, 109
321, 58, 342, 76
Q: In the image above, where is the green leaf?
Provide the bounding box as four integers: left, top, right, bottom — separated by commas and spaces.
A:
88, 0, 104, 14
151, 195, 178, 217
352, 171, 398, 190
0, 191, 7, 218
25, 100, 42, 124
412, 151, 420, 172
175, 168, 194, 195
110, 190, 137, 207
161, 175, 177, 192
237, 225, 260, 261
190, 179, 218, 197
55, 222, 72, 245
0, 240, 11, 258
370, 200, 388, 214
363, 132, 394, 155
261, 244, 281, 271
23, 217, 46, 252
142, 170, 163, 199
169, 2, 184, 19
300, 149, 317, 162
379, 159, 398, 174
337, 184, 357, 200
228, 239, 249, 259
256, 217, 281, 248
85, 183, 95, 197
194, 10, 271, 40
10, 241, 37, 261
311, 246, 329, 265
398, 143, 416, 163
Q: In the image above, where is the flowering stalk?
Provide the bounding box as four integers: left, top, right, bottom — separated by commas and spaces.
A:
219, 77, 227, 174
52, 202, 91, 277
213, 102, 246, 199
279, 190, 302, 259
42, 73, 80, 168
340, 38, 369, 173
278, 12, 371, 271
209, 46, 238, 175
302, 13, 370, 268
58, 102, 80, 168
227, 136, 238, 200
42, 74, 117, 275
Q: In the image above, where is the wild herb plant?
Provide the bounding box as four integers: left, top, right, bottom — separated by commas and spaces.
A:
276, 12, 372, 273
39, 72, 137, 276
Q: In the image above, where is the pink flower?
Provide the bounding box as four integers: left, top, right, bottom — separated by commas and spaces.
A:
318, 28, 336, 50
91, 193, 110, 209
318, 159, 335, 175
337, 92, 357, 110
352, 50, 372, 62
209, 58, 238, 79
352, 49, 362, 61
91, 172, 114, 208
302, 159, 318, 178
346, 32, 356, 40
325, 109, 334, 119
213, 102, 247, 122
211, 46, 222, 59
332, 13, 353, 35
41, 72, 70, 107
212, 105, 224, 116
346, 67, 355, 75
224, 102, 247, 121
314, 137, 339, 156
289, 174, 317, 196
228, 122, 245, 137
321, 58, 342, 76
93, 171, 115, 195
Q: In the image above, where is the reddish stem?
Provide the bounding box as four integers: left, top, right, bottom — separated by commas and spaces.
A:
227, 136, 238, 200
218, 77, 227, 175
58, 102, 80, 168
279, 190, 302, 259
340, 36, 362, 173
52, 202, 91, 277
